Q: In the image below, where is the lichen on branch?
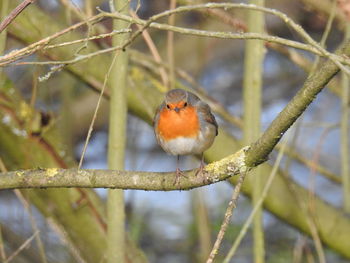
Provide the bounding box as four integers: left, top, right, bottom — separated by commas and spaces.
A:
0, 147, 250, 191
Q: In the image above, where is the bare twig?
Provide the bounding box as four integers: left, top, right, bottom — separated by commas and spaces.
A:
129, 10, 169, 88
13, 191, 48, 263
104, 3, 350, 71
341, 25, 350, 212
47, 219, 86, 263
0, 12, 106, 66
307, 125, 338, 263
0, 225, 5, 262
0, 0, 37, 34
224, 133, 290, 262
310, 0, 337, 73
78, 55, 114, 168
2, 3, 350, 69
167, 0, 176, 90
0, 157, 7, 261
206, 171, 247, 263
43, 29, 131, 50
0, 154, 46, 263
4, 231, 39, 263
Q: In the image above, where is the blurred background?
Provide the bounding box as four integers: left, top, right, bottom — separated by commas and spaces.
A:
0, 0, 349, 262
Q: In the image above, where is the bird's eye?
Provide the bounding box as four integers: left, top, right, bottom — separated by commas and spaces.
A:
184, 102, 188, 107
166, 104, 170, 109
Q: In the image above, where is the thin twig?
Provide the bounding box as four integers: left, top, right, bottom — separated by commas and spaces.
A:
300, 6, 337, 260
0, 0, 9, 58
310, 0, 337, 73
0, 155, 47, 263
43, 29, 131, 50
78, 48, 120, 168
2, 3, 350, 69
129, 10, 169, 88
59, 0, 108, 37
341, 25, 350, 212
47, 219, 86, 263
4, 231, 39, 263
0, 159, 6, 261
13, 191, 48, 263
223, 132, 290, 262
17, 30, 325, 66
0, 0, 37, 34
0, 225, 6, 262
167, 0, 176, 90
206, 171, 247, 263
0, 158, 7, 261
0, 12, 106, 66
307, 125, 338, 263
104, 2, 350, 69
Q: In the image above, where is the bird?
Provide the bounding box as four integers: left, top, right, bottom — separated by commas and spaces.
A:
153, 88, 218, 184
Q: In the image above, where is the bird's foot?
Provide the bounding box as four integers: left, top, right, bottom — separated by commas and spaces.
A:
174, 168, 186, 185
195, 161, 208, 183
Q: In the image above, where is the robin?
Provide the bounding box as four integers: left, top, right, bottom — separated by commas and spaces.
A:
154, 89, 218, 184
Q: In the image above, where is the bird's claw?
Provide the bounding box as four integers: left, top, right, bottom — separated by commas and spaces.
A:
174, 168, 186, 185
195, 162, 208, 183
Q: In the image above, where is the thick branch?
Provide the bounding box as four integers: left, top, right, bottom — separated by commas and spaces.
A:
246, 40, 350, 167
0, 148, 249, 191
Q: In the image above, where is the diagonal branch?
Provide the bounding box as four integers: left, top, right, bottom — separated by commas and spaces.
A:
0, 0, 36, 34
246, 39, 350, 167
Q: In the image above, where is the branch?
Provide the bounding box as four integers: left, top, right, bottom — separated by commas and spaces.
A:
2, 3, 350, 68
207, 171, 247, 263
0, 147, 249, 191
246, 39, 350, 167
130, 50, 341, 184
5, 4, 350, 258
0, 0, 36, 34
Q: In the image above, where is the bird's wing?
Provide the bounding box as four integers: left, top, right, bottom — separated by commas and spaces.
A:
153, 102, 166, 143
196, 101, 218, 136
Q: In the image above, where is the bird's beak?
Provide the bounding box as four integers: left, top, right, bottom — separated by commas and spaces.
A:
174, 107, 180, 113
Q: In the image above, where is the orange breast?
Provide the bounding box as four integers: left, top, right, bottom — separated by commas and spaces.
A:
157, 106, 200, 140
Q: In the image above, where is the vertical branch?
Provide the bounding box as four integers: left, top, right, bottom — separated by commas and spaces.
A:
0, 2, 9, 260
341, 25, 350, 213
60, 74, 75, 158
192, 190, 212, 262
167, 0, 176, 90
243, 0, 265, 262
0, 158, 7, 262
85, 0, 93, 18
106, 1, 130, 262
0, 0, 9, 83
0, 226, 5, 262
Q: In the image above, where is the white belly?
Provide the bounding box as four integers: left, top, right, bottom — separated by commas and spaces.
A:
158, 125, 216, 155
